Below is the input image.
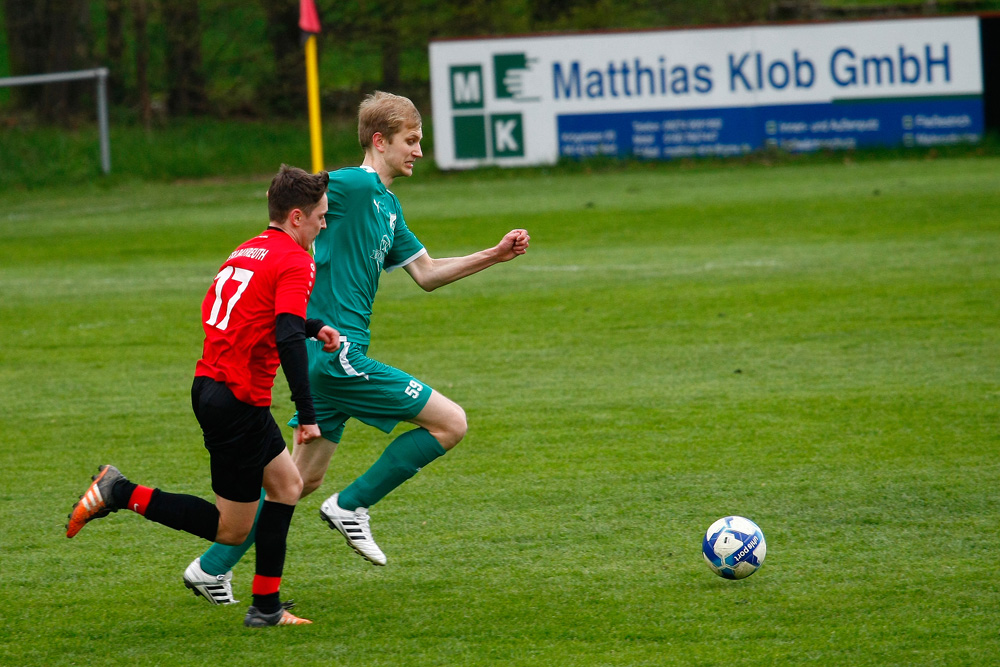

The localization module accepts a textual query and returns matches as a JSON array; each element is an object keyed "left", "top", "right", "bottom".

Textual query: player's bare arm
[{"left": 403, "top": 228, "right": 530, "bottom": 291}]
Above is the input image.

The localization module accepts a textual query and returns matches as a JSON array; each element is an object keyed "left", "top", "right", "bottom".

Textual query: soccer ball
[{"left": 702, "top": 516, "right": 766, "bottom": 580}]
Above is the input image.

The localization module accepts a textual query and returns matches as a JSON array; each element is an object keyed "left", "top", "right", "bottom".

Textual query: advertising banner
[{"left": 429, "top": 17, "right": 984, "bottom": 168}]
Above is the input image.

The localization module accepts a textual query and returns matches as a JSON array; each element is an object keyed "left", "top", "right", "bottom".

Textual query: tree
[
  {"left": 260, "top": 0, "right": 306, "bottom": 116},
  {"left": 105, "top": 0, "right": 127, "bottom": 105},
  {"left": 164, "top": 0, "right": 208, "bottom": 115},
  {"left": 378, "top": 0, "right": 402, "bottom": 90},
  {"left": 3, "top": 0, "right": 90, "bottom": 121},
  {"left": 133, "top": 0, "right": 151, "bottom": 127}
]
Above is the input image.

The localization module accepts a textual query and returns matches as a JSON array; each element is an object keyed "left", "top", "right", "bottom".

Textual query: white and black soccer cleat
[
  {"left": 319, "top": 493, "right": 386, "bottom": 566},
  {"left": 183, "top": 557, "right": 238, "bottom": 605}
]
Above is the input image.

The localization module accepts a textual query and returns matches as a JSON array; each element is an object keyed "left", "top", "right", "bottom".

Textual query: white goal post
[{"left": 0, "top": 67, "right": 111, "bottom": 174}]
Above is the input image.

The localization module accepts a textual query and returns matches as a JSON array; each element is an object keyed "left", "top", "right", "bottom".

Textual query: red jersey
[{"left": 195, "top": 228, "right": 316, "bottom": 406}]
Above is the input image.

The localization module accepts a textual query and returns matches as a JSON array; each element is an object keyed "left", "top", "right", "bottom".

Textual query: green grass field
[{"left": 1, "top": 156, "right": 998, "bottom": 665}]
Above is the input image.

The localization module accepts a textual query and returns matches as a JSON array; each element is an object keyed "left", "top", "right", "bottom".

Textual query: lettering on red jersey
[{"left": 195, "top": 231, "right": 316, "bottom": 406}]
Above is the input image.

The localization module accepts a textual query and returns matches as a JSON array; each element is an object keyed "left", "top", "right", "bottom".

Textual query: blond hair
[{"left": 358, "top": 91, "right": 421, "bottom": 149}]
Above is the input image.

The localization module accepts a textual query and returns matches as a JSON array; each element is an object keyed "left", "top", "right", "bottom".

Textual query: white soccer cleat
[
  {"left": 183, "top": 557, "right": 238, "bottom": 605},
  {"left": 319, "top": 493, "right": 386, "bottom": 566}
]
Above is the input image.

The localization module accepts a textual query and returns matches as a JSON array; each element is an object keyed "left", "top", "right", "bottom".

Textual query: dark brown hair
[{"left": 267, "top": 164, "right": 329, "bottom": 223}]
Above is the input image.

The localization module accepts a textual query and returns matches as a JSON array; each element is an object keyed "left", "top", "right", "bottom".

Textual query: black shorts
[{"left": 191, "top": 376, "right": 287, "bottom": 503}]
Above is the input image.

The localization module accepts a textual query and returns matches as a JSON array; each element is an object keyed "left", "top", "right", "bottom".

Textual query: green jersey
[{"left": 308, "top": 166, "right": 425, "bottom": 345}]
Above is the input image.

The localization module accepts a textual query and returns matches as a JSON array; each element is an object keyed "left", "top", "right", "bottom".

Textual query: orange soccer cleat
[
  {"left": 243, "top": 606, "right": 313, "bottom": 627},
  {"left": 66, "top": 465, "right": 124, "bottom": 538}
]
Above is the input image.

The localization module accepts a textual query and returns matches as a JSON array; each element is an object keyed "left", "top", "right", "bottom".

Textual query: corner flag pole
[
  {"left": 305, "top": 35, "right": 323, "bottom": 173},
  {"left": 300, "top": 0, "right": 323, "bottom": 173}
]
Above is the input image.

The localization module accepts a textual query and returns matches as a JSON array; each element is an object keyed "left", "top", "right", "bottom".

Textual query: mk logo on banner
[{"left": 449, "top": 55, "right": 534, "bottom": 160}]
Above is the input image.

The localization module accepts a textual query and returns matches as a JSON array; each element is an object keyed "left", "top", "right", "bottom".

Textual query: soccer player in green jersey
[{"left": 183, "top": 91, "right": 529, "bottom": 602}]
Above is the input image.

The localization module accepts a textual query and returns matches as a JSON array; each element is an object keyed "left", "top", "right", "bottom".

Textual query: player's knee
[
  {"left": 299, "top": 471, "right": 325, "bottom": 498},
  {"left": 215, "top": 523, "right": 251, "bottom": 546},
  {"left": 271, "top": 475, "right": 303, "bottom": 505},
  {"left": 455, "top": 405, "right": 468, "bottom": 441},
  {"left": 291, "top": 474, "right": 305, "bottom": 501},
  {"left": 443, "top": 405, "right": 468, "bottom": 450}
]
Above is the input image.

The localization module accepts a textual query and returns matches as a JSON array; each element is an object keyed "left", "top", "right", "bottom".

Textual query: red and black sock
[
  {"left": 112, "top": 479, "right": 218, "bottom": 542},
  {"left": 252, "top": 500, "right": 296, "bottom": 614}
]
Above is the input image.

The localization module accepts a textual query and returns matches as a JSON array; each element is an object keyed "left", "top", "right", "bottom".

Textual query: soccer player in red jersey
[{"left": 66, "top": 165, "right": 340, "bottom": 628}]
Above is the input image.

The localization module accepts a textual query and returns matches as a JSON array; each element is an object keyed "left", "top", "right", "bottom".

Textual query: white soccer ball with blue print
[{"left": 702, "top": 516, "right": 766, "bottom": 580}]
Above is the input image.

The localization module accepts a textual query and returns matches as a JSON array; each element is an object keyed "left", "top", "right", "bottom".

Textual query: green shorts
[{"left": 288, "top": 337, "right": 433, "bottom": 443}]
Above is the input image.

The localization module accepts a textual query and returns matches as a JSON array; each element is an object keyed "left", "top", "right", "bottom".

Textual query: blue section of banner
[{"left": 556, "top": 97, "right": 983, "bottom": 159}]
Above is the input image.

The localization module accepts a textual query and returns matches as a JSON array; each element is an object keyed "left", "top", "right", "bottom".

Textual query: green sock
[
  {"left": 338, "top": 429, "right": 446, "bottom": 511},
  {"left": 199, "top": 488, "right": 265, "bottom": 576}
]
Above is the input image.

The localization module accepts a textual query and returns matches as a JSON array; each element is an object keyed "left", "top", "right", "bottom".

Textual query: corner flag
[
  {"left": 299, "top": 0, "right": 321, "bottom": 34},
  {"left": 300, "top": 0, "right": 323, "bottom": 173}
]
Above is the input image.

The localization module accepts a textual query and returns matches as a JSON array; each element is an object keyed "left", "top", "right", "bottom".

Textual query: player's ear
[{"left": 372, "top": 132, "right": 386, "bottom": 153}]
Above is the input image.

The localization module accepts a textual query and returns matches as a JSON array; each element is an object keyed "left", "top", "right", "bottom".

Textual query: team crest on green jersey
[{"left": 371, "top": 234, "right": 391, "bottom": 267}]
